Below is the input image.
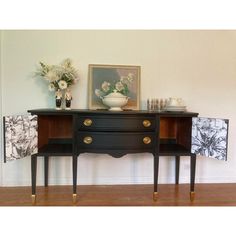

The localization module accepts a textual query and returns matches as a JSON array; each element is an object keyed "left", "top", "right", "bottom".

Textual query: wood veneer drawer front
[
  {"left": 77, "top": 132, "right": 156, "bottom": 149},
  {"left": 77, "top": 115, "right": 156, "bottom": 131}
]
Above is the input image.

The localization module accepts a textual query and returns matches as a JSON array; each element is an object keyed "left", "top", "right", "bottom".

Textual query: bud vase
[
  {"left": 65, "top": 89, "right": 72, "bottom": 110},
  {"left": 55, "top": 89, "right": 63, "bottom": 110},
  {"left": 65, "top": 99, "right": 71, "bottom": 110},
  {"left": 55, "top": 98, "right": 62, "bottom": 110}
]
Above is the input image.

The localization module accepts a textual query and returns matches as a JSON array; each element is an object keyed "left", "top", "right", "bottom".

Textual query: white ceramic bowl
[{"left": 101, "top": 91, "right": 129, "bottom": 111}]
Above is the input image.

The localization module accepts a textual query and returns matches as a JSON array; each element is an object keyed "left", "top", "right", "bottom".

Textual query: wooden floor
[{"left": 0, "top": 183, "right": 236, "bottom": 206}]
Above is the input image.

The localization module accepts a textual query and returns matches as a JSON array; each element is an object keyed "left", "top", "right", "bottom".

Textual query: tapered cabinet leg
[
  {"left": 44, "top": 156, "right": 49, "bottom": 187},
  {"left": 72, "top": 155, "right": 78, "bottom": 203},
  {"left": 153, "top": 154, "right": 159, "bottom": 201},
  {"left": 190, "top": 154, "right": 196, "bottom": 201},
  {"left": 31, "top": 154, "right": 37, "bottom": 204},
  {"left": 175, "top": 156, "right": 180, "bottom": 185}
]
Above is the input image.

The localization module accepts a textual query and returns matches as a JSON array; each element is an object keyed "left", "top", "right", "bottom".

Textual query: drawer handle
[
  {"left": 83, "top": 119, "right": 93, "bottom": 126},
  {"left": 83, "top": 136, "right": 93, "bottom": 144},
  {"left": 143, "top": 120, "right": 151, "bottom": 127},
  {"left": 143, "top": 136, "right": 151, "bottom": 144}
]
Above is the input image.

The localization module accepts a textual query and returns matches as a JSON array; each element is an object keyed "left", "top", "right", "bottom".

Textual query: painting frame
[{"left": 88, "top": 64, "right": 141, "bottom": 110}]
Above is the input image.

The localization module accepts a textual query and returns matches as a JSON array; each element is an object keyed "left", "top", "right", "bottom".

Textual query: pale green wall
[{"left": 1, "top": 30, "right": 236, "bottom": 186}]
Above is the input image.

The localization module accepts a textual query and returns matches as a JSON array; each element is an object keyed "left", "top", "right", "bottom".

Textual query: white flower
[
  {"left": 61, "top": 58, "right": 72, "bottom": 68},
  {"left": 120, "top": 76, "right": 129, "bottom": 85},
  {"left": 48, "top": 83, "right": 55, "bottom": 92},
  {"left": 58, "top": 80, "right": 68, "bottom": 90},
  {"left": 45, "top": 70, "right": 59, "bottom": 82},
  {"left": 127, "top": 73, "right": 134, "bottom": 82},
  {"left": 115, "top": 81, "right": 124, "bottom": 91},
  {"left": 101, "top": 81, "right": 111, "bottom": 92},
  {"left": 95, "top": 89, "right": 104, "bottom": 97},
  {"left": 55, "top": 89, "right": 62, "bottom": 99}
]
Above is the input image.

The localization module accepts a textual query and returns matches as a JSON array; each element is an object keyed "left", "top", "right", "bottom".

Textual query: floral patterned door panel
[
  {"left": 3, "top": 115, "right": 38, "bottom": 162},
  {"left": 191, "top": 117, "right": 229, "bottom": 161}
]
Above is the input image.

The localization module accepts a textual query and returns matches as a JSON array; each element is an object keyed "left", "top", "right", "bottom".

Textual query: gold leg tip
[
  {"left": 72, "top": 194, "right": 77, "bottom": 203},
  {"left": 190, "top": 191, "right": 195, "bottom": 201},
  {"left": 31, "top": 195, "right": 36, "bottom": 204},
  {"left": 153, "top": 192, "right": 158, "bottom": 201}
]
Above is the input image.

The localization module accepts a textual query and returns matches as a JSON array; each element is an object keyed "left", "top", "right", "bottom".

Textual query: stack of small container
[{"left": 147, "top": 98, "right": 168, "bottom": 111}]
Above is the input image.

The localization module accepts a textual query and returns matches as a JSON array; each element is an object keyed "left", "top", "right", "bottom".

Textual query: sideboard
[{"left": 27, "top": 109, "right": 199, "bottom": 204}]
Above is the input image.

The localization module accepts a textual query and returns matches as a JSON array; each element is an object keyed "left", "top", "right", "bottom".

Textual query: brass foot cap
[
  {"left": 31, "top": 194, "right": 36, "bottom": 204},
  {"left": 153, "top": 192, "right": 158, "bottom": 201},
  {"left": 72, "top": 194, "right": 77, "bottom": 203},
  {"left": 190, "top": 191, "right": 195, "bottom": 201}
]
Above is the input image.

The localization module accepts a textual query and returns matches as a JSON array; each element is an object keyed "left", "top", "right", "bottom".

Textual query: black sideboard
[{"left": 28, "top": 109, "right": 199, "bottom": 203}]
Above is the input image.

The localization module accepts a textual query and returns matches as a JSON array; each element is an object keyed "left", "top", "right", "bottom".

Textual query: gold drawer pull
[
  {"left": 143, "top": 120, "right": 151, "bottom": 127},
  {"left": 83, "top": 119, "right": 93, "bottom": 126},
  {"left": 143, "top": 137, "right": 151, "bottom": 144},
  {"left": 83, "top": 136, "right": 93, "bottom": 144}
]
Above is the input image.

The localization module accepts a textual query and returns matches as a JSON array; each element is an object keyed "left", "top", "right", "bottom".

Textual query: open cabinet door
[
  {"left": 3, "top": 115, "right": 38, "bottom": 162},
  {"left": 191, "top": 117, "right": 229, "bottom": 161}
]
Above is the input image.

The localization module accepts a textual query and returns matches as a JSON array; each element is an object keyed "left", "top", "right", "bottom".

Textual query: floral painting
[
  {"left": 191, "top": 117, "right": 229, "bottom": 161},
  {"left": 3, "top": 115, "right": 38, "bottom": 162},
  {"left": 88, "top": 64, "right": 140, "bottom": 110}
]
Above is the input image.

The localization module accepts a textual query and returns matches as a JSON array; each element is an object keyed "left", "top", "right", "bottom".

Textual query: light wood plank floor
[{"left": 0, "top": 183, "right": 236, "bottom": 206}]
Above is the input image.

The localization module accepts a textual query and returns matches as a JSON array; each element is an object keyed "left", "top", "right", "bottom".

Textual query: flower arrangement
[
  {"left": 95, "top": 73, "right": 134, "bottom": 98},
  {"left": 36, "top": 58, "right": 79, "bottom": 92}
]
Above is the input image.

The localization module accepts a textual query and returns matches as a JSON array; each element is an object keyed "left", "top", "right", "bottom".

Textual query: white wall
[
  {"left": 0, "top": 31, "right": 2, "bottom": 186},
  {"left": 1, "top": 30, "right": 236, "bottom": 186}
]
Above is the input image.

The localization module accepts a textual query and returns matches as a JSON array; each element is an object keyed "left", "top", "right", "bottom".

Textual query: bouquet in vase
[{"left": 35, "top": 58, "right": 79, "bottom": 109}]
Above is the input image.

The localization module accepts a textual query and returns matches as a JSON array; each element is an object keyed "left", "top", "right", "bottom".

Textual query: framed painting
[{"left": 88, "top": 64, "right": 141, "bottom": 110}]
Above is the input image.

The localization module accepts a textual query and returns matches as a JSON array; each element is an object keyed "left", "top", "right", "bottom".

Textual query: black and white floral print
[
  {"left": 4, "top": 115, "right": 38, "bottom": 162},
  {"left": 191, "top": 117, "right": 229, "bottom": 161}
]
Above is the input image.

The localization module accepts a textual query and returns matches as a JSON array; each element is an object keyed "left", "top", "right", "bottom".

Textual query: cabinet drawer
[
  {"left": 77, "top": 132, "right": 156, "bottom": 150},
  {"left": 77, "top": 115, "right": 156, "bottom": 131}
]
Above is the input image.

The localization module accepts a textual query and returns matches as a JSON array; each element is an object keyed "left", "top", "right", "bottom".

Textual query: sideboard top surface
[{"left": 28, "top": 109, "right": 199, "bottom": 117}]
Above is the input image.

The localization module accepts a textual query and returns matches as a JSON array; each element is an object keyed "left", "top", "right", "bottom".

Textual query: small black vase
[
  {"left": 55, "top": 98, "right": 62, "bottom": 110},
  {"left": 65, "top": 99, "right": 71, "bottom": 110}
]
